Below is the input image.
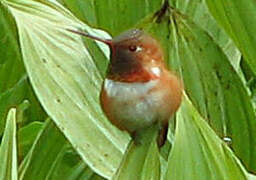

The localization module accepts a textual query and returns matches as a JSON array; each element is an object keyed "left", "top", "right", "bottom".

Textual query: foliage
[{"left": 0, "top": 0, "right": 256, "bottom": 179}]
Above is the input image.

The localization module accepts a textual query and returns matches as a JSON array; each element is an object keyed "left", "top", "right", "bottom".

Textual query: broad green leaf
[
  {"left": 144, "top": 8, "right": 256, "bottom": 171},
  {"left": 0, "top": 2, "right": 29, "bottom": 135},
  {"left": 18, "top": 121, "right": 43, "bottom": 159},
  {"left": 0, "top": 2, "right": 47, "bottom": 135},
  {"left": 3, "top": 0, "right": 129, "bottom": 178},
  {"left": 0, "top": 108, "right": 17, "bottom": 180},
  {"left": 165, "top": 96, "right": 247, "bottom": 180},
  {"left": 205, "top": 0, "right": 256, "bottom": 75},
  {"left": 170, "top": 0, "right": 241, "bottom": 72},
  {"left": 61, "top": 0, "right": 162, "bottom": 36},
  {"left": 113, "top": 126, "right": 160, "bottom": 180}
]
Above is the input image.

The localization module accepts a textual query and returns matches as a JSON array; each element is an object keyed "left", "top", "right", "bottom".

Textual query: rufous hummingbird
[{"left": 67, "top": 28, "right": 183, "bottom": 146}]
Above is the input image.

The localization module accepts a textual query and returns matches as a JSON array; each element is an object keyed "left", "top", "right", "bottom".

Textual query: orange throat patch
[{"left": 106, "top": 69, "right": 158, "bottom": 83}]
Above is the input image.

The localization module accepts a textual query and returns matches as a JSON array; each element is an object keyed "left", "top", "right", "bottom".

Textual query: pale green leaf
[
  {"left": 0, "top": 108, "right": 18, "bottom": 180},
  {"left": 248, "top": 174, "right": 256, "bottom": 180},
  {"left": 0, "top": 3, "right": 47, "bottom": 134},
  {"left": 2, "top": 0, "right": 129, "bottom": 178},
  {"left": 113, "top": 126, "right": 160, "bottom": 180},
  {"left": 165, "top": 95, "right": 247, "bottom": 180}
]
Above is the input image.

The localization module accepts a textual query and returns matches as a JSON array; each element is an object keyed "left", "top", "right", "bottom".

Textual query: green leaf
[
  {"left": 0, "top": 1, "right": 25, "bottom": 93},
  {"left": 61, "top": 0, "right": 162, "bottom": 36},
  {"left": 0, "top": 108, "right": 18, "bottom": 180},
  {"left": 113, "top": 126, "right": 160, "bottom": 180},
  {"left": 165, "top": 96, "right": 247, "bottom": 180},
  {"left": 144, "top": 7, "right": 256, "bottom": 171},
  {"left": 0, "top": 76, "right": 27, "bottom": 134},
  {"left": 18, "top": 121, "right": 43, "bottom": 159},
  {"left": 46, "top": 145, "right": 103, "bottom": 180},
  {"left": 0, "top": 75, "right": 46, "bottom": 136},
  {"left": 19, "top": 119, "right": 67, "bottom": 180},
  {"left": 249, "top": 174, "right": 256, "bottom": 180},
  {"left": 19, "top": 119, "right": 102, "bottom": 180},
  {"left": 0, "top": 2, "right": 47, "bottom": 135},
  {"left": 205, "top": 0, "right": 256, "bottom": 75},
  {"left": 3, "top": 0, "right": 129, "bottom": 178},
  {"left": 170, "top": 0, "right": 241, "bottom": 72}
]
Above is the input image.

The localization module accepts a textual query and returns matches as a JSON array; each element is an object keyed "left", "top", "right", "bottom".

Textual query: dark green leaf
[
  {"left": 0, "top": 2, "right": 25, "bottom": 93},
  {"left": 0, "top": 76, "right": 46, "bottom": 136},
  {"left": 170, "top": 0, "right": 241, "bottom": 72},
  {"left": 47, "top": 145, "right": 103, "bottom": 180},
  {"left": 205, "top": 0, "right": 256, "bottom": 76},
  {"left": 18, "top": 121, "right": 43, "bottom": 160},
  {"left": 19, "top": 120, "right": 67, "bottom": 180},
  {"left": 61, "top": 0, "right": 162, "bottom": 36}
]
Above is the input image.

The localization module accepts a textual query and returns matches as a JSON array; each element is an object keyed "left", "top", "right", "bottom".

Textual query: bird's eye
[{"left": 128, "top": 45, "right": 137, "bottom": 52}]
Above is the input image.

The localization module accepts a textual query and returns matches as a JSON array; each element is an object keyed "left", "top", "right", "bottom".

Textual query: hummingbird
[{"left": 67, "top": 28, "right": 183, "bottom": 146}]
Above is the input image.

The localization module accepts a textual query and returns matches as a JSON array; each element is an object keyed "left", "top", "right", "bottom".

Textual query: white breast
[
  {"left": 104, "top": 78, "right": 158, "bottom": 100},
  {"left": 103, "top": 79, "right": 168, "bottom": 132}
]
